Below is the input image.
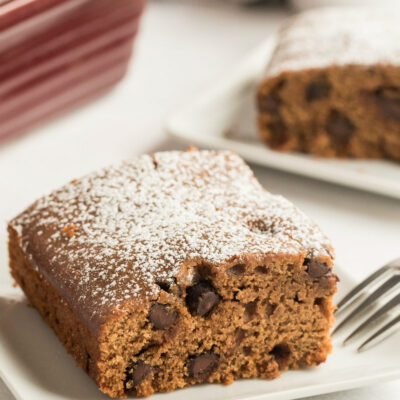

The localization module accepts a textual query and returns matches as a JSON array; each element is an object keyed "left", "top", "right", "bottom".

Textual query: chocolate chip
[
  {"left": 267, "top": 120, "right": 289, "bottom": 148},
  {"left": 255, "top": 265, "right": 268, "bottom": 274},
  {"left": 374, "top": 87, "right": 400, "bottom": 121},
  {"left": 124, "top": 361, "right": 151, "bottom": 390},
  {"left": 188, "top": 352, "right": 219, "bottom": 381},
  {"left": 305, "top": 79, "right": 331, "bottom": 102},
  {"left": 227, "top": 264, "right": 245, "bottom": 276},
  {"left": 318, "top": 273, "right": 339, "bottom": 290},
  {"left": 258, "top": 81, "right": 285, "bottom": 114},
  {"left": 235, "top": 328, "right": 246, "bottom": 345},
  {"left": 304, "top": 258, "right": 330, "bottom": 279},
  {"left": 325, "top": 110, "right": 354, "bottom": 146},
  {"left": 243, "top": 301, "right": 257, "bottom": 323},
  {"left": 186, "top": 281, "right": 220, "bottom": 317},
  {"left": 258, "top": 94, "right": 281, "bottom": 114},
  {"left": 194, "top": 264, "right": 212, "bottom": 279},
  {"left": 149, "top": 304, "right": 178, "bottom": 329}
]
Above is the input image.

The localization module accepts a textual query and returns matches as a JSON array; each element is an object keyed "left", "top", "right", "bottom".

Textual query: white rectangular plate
[
  {"left": 167, "top": 37, "right": 400, "bottom": 200},
  {"left": 0, "top": 262, "right": 399, "bottom": 400}
]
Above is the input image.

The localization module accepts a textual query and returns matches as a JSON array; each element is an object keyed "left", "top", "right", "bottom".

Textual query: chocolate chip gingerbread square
[
  {"left": 8, "top": 149, "right": 337, "bottom": 398},
  {"left": 257, "top": 8, "right": 400, "bottom": 160}
]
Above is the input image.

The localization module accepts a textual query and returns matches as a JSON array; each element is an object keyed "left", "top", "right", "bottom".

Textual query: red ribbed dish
[{"left": 0, "top": 0, "right": 145, "bottom": 142}]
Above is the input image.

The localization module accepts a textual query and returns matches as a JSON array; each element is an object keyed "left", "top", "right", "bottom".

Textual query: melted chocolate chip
[
  {"left": 259, "top": 94, "right": 281, "bottom": 114},
  {"left": 304, "top": 258, "right": 331, "bottom": 279},
  {"left": 325, "top": 110, "right": 354, "bottom": 146},
  {"left": 243, "top": 301, "right": 257, "bottom": 323},
  {"left": 267, "top": 120, "right": 289, "bottom": 148},
  {"left": 235, "top": 328, "right": 246, "bottom": 345},
  {"left": 149, "top": 304, "right": 178, "bottom": 329},
  {"left": 374, "top": 87, "right": 400, "bottom": 121},
  {"left": 124, "top": 360, "right": 151, "bottom": 390},
  {"left": 259, "top": 80, "right": 285, "bottom": 114},
  {"left": 255, "top": 265, "right": 268, "bottom": 274},
  {"left": 186, "top": 281, "right": 220, "bottom": 317},
  {"left": 318, "top": 273, "right": 340, "bottom": 290},
  {"left": 305, "top": 79, "right": 331, "bottom": 102},
  {"left": 227, "top": 264, "right": 245, "bottom": 276},
  {"left": 188, "top": 351, "right": 219, "bottom": 381}
]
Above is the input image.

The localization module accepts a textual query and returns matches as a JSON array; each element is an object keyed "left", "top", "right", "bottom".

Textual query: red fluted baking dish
[{"left": 0, "top": 0, "right": 145, "bottom": 142}]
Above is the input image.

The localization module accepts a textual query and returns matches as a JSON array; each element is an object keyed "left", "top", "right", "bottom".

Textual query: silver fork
[{"left": 332, "top": 258, "right": 400, "bottom": 352}]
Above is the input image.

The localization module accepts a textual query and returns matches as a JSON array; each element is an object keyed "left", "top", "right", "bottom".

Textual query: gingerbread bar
[
  {"left": 8, "top": 150, "right": 337, "bottom": 398},
  {"left": 257, "top": 8, "right": 400, "bottom": 160}
]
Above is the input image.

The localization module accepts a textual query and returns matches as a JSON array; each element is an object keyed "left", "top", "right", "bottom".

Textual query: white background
[{"left": 0, "top": 0, "right": 399, "bottom": 398}]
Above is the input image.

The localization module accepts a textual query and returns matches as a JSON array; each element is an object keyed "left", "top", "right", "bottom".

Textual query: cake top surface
[
  {"left": 11, "top": 150, "right": 332, "bottom": 333},
  {"left": 266, "top": 7, "right": 400, "bottom": 77}
]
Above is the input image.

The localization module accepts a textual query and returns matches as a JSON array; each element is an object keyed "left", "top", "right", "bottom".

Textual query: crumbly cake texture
[
  {"left": 9, "top": 150, "right": 338, "bottom": 398},
  {"left": 257, "top": 8, "right": 400, "bottom": 160}
]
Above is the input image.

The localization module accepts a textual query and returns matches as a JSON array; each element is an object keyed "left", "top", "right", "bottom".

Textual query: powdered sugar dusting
[
  {"left": 11, "top": 150, "right": 332, "bottom": 332},
  {"left": 266, "top": 7, "right": 400, "bottom": 78}
]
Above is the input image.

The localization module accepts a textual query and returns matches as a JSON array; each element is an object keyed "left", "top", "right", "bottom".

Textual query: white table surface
[{"left": 0, "top": 0, "right": 399, "bottom": 398}]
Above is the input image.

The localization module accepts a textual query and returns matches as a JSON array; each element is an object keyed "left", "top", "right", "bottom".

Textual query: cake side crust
[{"left": 7, "top": 225, "right": 114, "bottom": 396}]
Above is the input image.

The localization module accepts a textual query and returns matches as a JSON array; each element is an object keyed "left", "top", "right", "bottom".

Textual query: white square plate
[
  {"left": 167, "top": 37, "right": 400, "bottom": 200},
  {"left": 0, "top": 260, "right": 399, "bottom": 400}
]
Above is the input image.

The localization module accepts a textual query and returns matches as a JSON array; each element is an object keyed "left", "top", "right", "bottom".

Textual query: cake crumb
[{"left": 62, "top": 224, "right": 77, "bottom": 238}]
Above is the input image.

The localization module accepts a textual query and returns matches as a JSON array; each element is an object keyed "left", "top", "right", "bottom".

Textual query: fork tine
[
  {"left": 335, "top": 265, "right": 391, "bottom": 315},
  {"left": 357, "top": 314, "right": 400, "bottom": 352},
  {"left": 343, "top": 293, "right": 400, "bottom": 344},
  {"left": 332, "top": 275, "right": 400, "bottom": 335}
]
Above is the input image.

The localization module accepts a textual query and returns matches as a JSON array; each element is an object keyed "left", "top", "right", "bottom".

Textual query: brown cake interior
[
  {"left": 9, "top": 225, "right": 336, "bottom": 398},
  {"left": 257, "top": 65, "right": 400, "bottom": 160}
]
